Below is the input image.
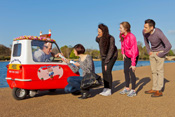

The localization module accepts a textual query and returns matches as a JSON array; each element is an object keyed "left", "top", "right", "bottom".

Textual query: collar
[
  {"left": 122, "top": 32, "right": 130, "bottom": 38},
  {"left": 151, "top": 29, "right": 155, "bottom": 34}
]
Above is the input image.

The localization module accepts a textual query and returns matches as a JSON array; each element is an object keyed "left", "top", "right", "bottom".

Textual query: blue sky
[{"left": 0, "top": 0, "right": 175, "bottom": 50}]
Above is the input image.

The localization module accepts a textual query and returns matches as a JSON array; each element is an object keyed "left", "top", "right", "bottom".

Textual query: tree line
[
  {"left": 0, "top": 44, "right": 11, "bottom": 60},
  {"left": 0, "top": 42, "right": 174, "bottom": 61},
  {"left": 60, "top": 41, "right": 175, "bottom": 60}
]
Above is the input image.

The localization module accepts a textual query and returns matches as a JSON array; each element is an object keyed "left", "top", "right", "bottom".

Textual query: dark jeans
[
  {"left": 124, "top": 56, "right": 139, "bottom": 90},
  {"left": 102, "top": 56, "right": 117, "bottom": 89},
  {"left": 64, "top": 76, "right": 83, "bottom": 93}
]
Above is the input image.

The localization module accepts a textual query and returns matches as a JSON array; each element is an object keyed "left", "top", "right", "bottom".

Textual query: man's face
[
  {"left": 144, "top": 23, "right": 154, "bottom": 34},
  {"left": 43, "top": 42, "right": 52, "bottom": 55}
]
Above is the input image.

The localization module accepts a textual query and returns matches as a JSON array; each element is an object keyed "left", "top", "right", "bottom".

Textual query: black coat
[{"left": 96, "top": 35, "right": 118, "bottom": 65}]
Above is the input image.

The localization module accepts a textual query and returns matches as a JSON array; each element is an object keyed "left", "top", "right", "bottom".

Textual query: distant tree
[
  {"left": 0, "top": 44, "right": 11, "bottom": 56},
  {"left": 0, "top": 44, "right": 11, "bottom": 60},
  {"left": 167, "top": 50, "right": 174, "bottom": 56},
  {"left": 60, "top": 45, "right": 73, "bottom": 58},
  {"left": 142, "top": 46, "right": 149, "bottom": 60},
  {"left": 85, "top": 49, "right": 100, "bottom": 59},
  {"left": 69, "top": 50, "right": 79, "bottom": 59},
  {"left": 91, "top": 50, "right": 100, "bottom": 59},
  {"left": 85, "top": 49, "right": 92, "bottom": 56},
  {"left": 137, "top": 41, "right": 149, "bottom": 60},
  {"left": 117, "top": 49, "right": 123, "bottom": 60},
  {"left": 172, "top": 49, "right": 175, "bottom": 55},
  {"left": 137, "top": 41, "right": 143, "bottom": 48}
]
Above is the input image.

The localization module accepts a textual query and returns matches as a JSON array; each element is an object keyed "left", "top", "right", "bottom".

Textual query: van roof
[{"left": 13, "top": 36, "right": 55, "bottom": 42}]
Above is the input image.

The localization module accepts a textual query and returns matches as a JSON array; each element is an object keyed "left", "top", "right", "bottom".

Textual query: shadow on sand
[
  {"left": 111, "top": 77, "right": 151, "bottom": 94},
  {"left": 27, "top": 77, "right": 169, "bottom": 99},
  {"left": 135, "top": 77, "right": 151, "bottom": 93},
  {"left": 135, "top": 77, "right": 169, "bottom": 93},
  {"left": 162, "top": 78, "right": 169, "bottom": 92},
  {"left": 24, "top": 89, "right": 67, "bottom": 100},
  {"left": 90, "top": 77, "right": 151, "bottom": 97}
]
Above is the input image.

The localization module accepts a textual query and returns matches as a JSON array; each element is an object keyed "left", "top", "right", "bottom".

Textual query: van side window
[{"left": 13, "top": 44, "right": 22, "bottom": 57}]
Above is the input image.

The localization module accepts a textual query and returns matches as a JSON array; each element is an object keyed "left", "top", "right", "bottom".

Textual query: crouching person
[{"left": 63, "top": 44, "right": 95, "bottom": 99}]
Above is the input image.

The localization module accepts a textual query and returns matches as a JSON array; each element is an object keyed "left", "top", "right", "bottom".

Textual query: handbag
[{"left": 80, "top": 71, "right": 102, "bottom": 90}]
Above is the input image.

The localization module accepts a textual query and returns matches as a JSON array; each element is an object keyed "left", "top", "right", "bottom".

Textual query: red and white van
[{"left": 6, "top": 34, "right": 79, "bottom": 100}]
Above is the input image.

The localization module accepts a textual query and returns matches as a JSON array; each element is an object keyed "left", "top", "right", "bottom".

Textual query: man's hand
[
  {"left": 149, "top": 52, "right": 153, "bottom": 56},
  {"left": 54, "top": 53, "right": 60, "bottom": 58},
  {"left": 156, "top": 51, "right": 163, "bottom": 56}
]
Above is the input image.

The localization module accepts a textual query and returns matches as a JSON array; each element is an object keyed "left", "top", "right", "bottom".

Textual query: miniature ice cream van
[{"left": 6, "top": 31, "right": 79, "bottom": 100}]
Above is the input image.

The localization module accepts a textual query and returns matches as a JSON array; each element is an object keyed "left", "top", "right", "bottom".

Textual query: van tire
[{"left": 12, "top": 88, "right": 28, "bottom": 100}]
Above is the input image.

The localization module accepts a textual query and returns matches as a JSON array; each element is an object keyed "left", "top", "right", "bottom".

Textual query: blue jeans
[{"left": 64, "top": 76, "right": 83, "bottom": 93}]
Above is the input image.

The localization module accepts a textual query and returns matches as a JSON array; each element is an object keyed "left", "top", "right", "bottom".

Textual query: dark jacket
[{"left": 96, "top": 35, "right": 118, "bottom": 65}]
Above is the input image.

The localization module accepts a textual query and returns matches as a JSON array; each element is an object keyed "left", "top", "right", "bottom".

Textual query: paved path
[{"left": 0, "top": 63, "right": 175, "bottom": 117}]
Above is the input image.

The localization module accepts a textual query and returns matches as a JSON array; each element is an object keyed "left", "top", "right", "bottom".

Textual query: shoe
[
  {"left": 99, "top": 88, "right": 108, "bottom": 95},
  {"left": 127, "top": 90, "right": 136, "bottom": 97},
  {"left": 120, "top": 88, "right": 130, "bottom": 95},
  {"left": 78, "top": 92, "right": 91, "bottom": 99},
  {"left": 151, "top": 91, "right": 163, "bottom": 97},
  {"left": 99, "top": 89, "right": 111, "bottom": 96},
  {"left": 145, "top": 89, "right": 156, "bottom": 94},
  {"left": 71, "top": 90, "right": 81, "bottom": 95}
]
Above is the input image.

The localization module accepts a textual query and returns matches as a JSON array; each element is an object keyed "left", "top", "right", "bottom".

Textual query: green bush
[{"left": 0, "top": 56, "right": 10, "bottom": 60}]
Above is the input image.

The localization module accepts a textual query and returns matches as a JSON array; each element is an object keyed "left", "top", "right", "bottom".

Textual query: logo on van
[
  {"left": 11, "top": 59, "right": 21, "bottom": 64},
  {"left": 37, "top": 65, "right": 63, "bottom": 80}
]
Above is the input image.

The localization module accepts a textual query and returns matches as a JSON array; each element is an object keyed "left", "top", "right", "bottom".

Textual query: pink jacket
[{"left": 120, "top": 32, "right": 139, "bottom": 66}]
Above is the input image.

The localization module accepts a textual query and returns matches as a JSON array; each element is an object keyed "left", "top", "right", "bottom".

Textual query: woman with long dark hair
[
  {"left": 119, "top": 22, "right": 139, "bottom": 97},
  {"left": 96, "top": 23, "right": 118, "bottom": 96}
]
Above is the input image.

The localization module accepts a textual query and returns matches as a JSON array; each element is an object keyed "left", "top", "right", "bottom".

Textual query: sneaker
[
  {"left": 127, "top": 90, "right": 136, "bottom": 97},
  {"left": 120, "top": 88, "right": 130, "bottom": 95},
  {"left": 99, "top": 89, "right": 111, "bottom": 96},
  {"left": 99, "top": 88, "right": 108, "bottom": 95}
]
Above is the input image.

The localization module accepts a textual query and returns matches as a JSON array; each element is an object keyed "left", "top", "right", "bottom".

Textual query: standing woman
[
  {"left": 119, "top": 22, "right": 139, "bottom": 97},
  {"left": 96, "top": 23, "right": 118, "bottom": 96}
]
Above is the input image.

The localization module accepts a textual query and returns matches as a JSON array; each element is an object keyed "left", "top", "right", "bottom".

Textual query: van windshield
[{"left": 31, "top": 40, "right": 61, "bottom": 62}]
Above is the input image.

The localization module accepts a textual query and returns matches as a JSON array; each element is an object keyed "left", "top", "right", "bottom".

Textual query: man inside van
[
  {"left": 143, "top": 19, "right": 172, "bottom": 97},
  {"left": 33, "top": 42, "right": 59, "bottom": 62}
]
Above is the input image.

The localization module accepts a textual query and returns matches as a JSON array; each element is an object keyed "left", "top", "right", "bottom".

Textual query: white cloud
[{"left": 168, "top": 30, "right": 175, "bottom": 34}]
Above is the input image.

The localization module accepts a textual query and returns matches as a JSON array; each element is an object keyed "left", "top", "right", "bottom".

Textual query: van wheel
[
  {"left": 12, "top": 88, "right": 28, "bottom": 100},
  {"left": 49, "top": 89, "right": 56, "bottom": 92}
]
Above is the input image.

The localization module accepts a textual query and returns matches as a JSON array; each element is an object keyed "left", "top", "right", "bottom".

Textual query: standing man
[{"left": 143, "top": 19, "right": 172, "bottom": 97}]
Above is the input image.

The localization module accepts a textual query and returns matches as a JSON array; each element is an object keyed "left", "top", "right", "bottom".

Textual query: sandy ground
[{"left": 0, "top": 63, "right": 175, "bottom": 117}]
